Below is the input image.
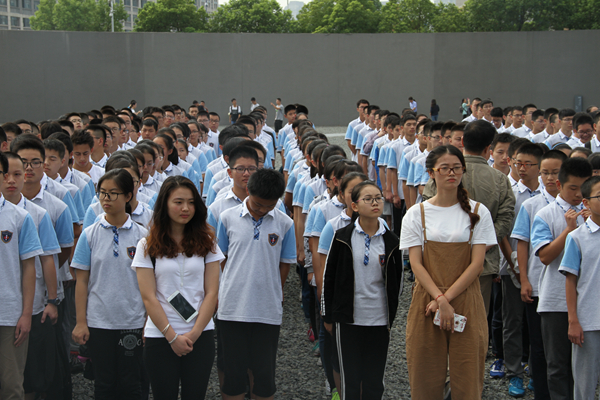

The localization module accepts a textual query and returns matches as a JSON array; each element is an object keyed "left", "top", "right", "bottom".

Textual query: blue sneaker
[
  {"left": 527, "top": 379, "right": 534, "bottom": 391},
  {"left": 490, "top": 359, "right": 506, "bottom": 378},
  {"left": 509, "top": 377, "right": 525, "bottom": 397}
]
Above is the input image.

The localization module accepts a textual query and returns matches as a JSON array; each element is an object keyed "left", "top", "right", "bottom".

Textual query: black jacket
[{"left": 322, "top": 223, "right": 403, "bottom": 329}]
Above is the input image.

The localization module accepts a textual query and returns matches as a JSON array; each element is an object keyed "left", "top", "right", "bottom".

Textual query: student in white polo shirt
[
  {"left": 560, "top": 176, "right": 600, "bottom": 400},
  {"left": 71, "top": 130, "right": 105, "bottom": 187},
  {"left": 544, "top": 108, "right": 576, "bottom": 149},
  {"left": 133, "top": 176, "right": 222, "bottom": 399},
  {"left": 0, "top": 151, "right": 43, "bottom": 400},
  {"left": 207, "top": 112, "right": 221, "bottom": 156},
  {"left": 566, "top": 113, "right": 595, "bottom": 150},
  {"left": 72, "top": 169, "right": 148, "bottom": 399},
  {"left": 1, "top": 152, "right": 62, "bottom": 397},
  {"left": 216, "top": 169, "right": 296, "bottom": 400}
]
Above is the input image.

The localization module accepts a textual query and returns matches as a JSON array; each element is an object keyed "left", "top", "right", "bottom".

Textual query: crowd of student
[{"left": 0, "top": 96, "right": 599, "bottom": 400}]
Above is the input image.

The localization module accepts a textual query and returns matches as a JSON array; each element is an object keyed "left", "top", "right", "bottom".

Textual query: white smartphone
[
  {"left": 167, "top": 291, "right": 198, "bottom": 323},
  {"left": 433, "top": 310, "right": 467, "bottom": 333}
]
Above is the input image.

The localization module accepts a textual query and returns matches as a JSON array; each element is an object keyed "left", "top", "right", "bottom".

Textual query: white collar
[
  {"left": 164, "top": 162, "right": 174, "bottom": 173},
  {"left": 40, "top": 173, "right": 49, "bottom": 189},
  {"left": 131, "top": 201, "right": 147, "bottom": 216},
  {"left": 585, "top": 218, "right": 600, "bottom": 233},
  {"left": 144, "top": 173, "right": 155, "bottom": 186},
  {"left": 16, "top": 194, "right": 26, "bottom": 208},
  {"left": 556, "top": 194, "right": 583, "bottom": 213},
  {"left": 559, "top": 130, "right": 571, "bottom": 140},
  {"left": 354, "top": 218, "right": 386, "bottom": 237},
  {"left": 340, "top": 211, "right": 352, "bottom": 221},
  {"left": 331, "top": 196, "right": 344, "bottom": 208},
  {"left": 99, "top": 214, "right": 133, "bottom": 230},
  {"left": 64, "top": 168, "right": 74, "bottom": 184},
  {"left": 517, "top": 180, "right": 541, "bottom": 195},
  {"left": 225, "top": 188, "right": 243, "bottom": 203},
  {"left": 240, "top": 197, "right": 275, "bottom": 220}
]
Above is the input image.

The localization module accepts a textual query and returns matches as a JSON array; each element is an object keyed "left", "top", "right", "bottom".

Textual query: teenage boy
[
  {"left": 401, "top": 118, "right": 429, "bottom": 208},
  {"left": 566, "top": 113, "right": 595, "bottom": 149},
  {"left": 0, "top": 152, "right": 44, "bottom": 400},
  {"left": 506, "top": 138, "right": 530, "bottom": 187},
  {"left": 71, "top": 130, "right": 105, "bottom": 186},
  {"left": 532, "top": 111, "right": 559, "bottom": 144},
  {"left": 462, "top": 98, "right": 481, "bottom": 123},
  {"left": 216, "top": 169, "right": 296, "bottom": 400},
  {"left": 480, "top": 99, "right": 494, "bottom": 124},
  {"left": 277, "top": 105, "right": 297, "bottom": 165},
  {"left": 448, "top": 123, "right": 465, "bottom": 152},
  {"left": 512, "top": 104, "right": 537, "bottom": 139},
  {"left": 2, "top": 152, "right": 62, "bottom": 399},
  {"left": 386, "top": 114, "right": 416, "bottom": 214},
  {"left": 356, "top": 105, "right": 379, "bottom": 173},
  {"left": 499, "top": 143, "right": 543, "bottom": 396},
  {"left": 208, "top": 112, "right": 221, "bottom": 156},
  {"left": 531, "top": 157, "right": 593, "bottom": 400},
  {"left": 490, "top": 133, "right": 515, "bottom": 175},
  {"left": 413, "top": 121, "right": 443, "bottom": 196},
  {"left": 139, "top": 118, "right": 158, "bottom": 141},
  {"left": 560, "top": 175, "right": 600, "bottom": 400},
  {"left": 511, "top": 150, "right": 567, "bottom": 400},
  {"left": 491, "top": 107, "right": 508, "bottom": 132},
  {"left": 85, "top": 125, "right": 108, "bottom": 168},
  {"left": 544, "top": 108, "right": 576, "bottom": 149},
  {"left": 345, "top": 100, "right": 369, "bottom": 161}
]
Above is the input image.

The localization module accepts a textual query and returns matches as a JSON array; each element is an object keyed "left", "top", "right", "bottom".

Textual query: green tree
[
  {"left": 431, "top": 3, "right": 468, "bottom": 32},
  {"left": 295, "top": 0, "right": 334, "bottom": 33},
  {"left": 135, "top": 0, "right": 208, "bottom": 32},
  {"left": 379, "top": 0, "right": 436, "bottom": 33},
  {"left": 319, "top": 0, "right": 380, "bottom": 33},
  {"left": 463, "top": 0, "right": 548, "bottom": 32},
  {"left": 30, "top": 0, "right": 127, "bottom": 31},
  {"left": 208, "top": 0, "right": 294, "bottom": 33}
]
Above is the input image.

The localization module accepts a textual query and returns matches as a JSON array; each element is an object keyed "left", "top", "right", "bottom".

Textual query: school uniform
[
  {"left": 511, "top": 188, "right": 555, "bottom": 399},
  {"left": 531, "top": 130, "right": 550, "bottom": 144},
  {"left": 84, "top": 164, "right": 105, "bottom": 187},
  {"left": 202, "top": 157, "right": 228, "bottom": 199},
  {"left": 544, "top": 130, "right": 572, "bottom": 149},
  {"left": 71, "top": 215, "right": 148, "bottom": 399},
  {"left": 559, "top": 219, "right": 600, "bottom": 400},
  {"left": 83, "top": 200, "right": 153, "bottom": 229},
  {"left": 132, "top": 237, "right": 224, "bottom": 398},
  {"left": 285, "top": 161, "right": 308, "bottom": 196},
  {"left": 591, "top": 135, "right": 600, "bottom": 153},
  {"left": 511, "top": 126, "right": 532, "bottom": 139},
  {"left": 206, "top": 130, "right": 220, "bottom": 156},
  {"left": 302, "top": 176, "right": 327, "bottom": 215},
  {"left": 206, "top": 175, "right": 231, "bottom": 206},
  {"left": 55, "top": 170, "right": 93, "bottom": 216},
  {"left": 566, "top": 135, "right": 584, "bottom": 149},
  {"left": 0, "top": 196, "right": 44, "bottom": 399},
  {"left": 142, "top": 173, "right": 162, "bottom": 195},
  {"left": 16, "top": 196, "right": 62, "bottom": 394},
  {"left": 323, "top": 219, "right": 402, "bottom": 400},
  {"left": 216, "top": 199, "right": 296, "bottom": 398},
  {"left": 531, "top": 195, "right": 584, "bottom": 400},
  {"left": 41, "top": 173, "right": 82, "bottom": 225},
  {"left": 91, "top": 154, "right": 108, "bottom": 169},
  {"left": 345, "top": 117, "right": 361, "bottom": 144}
]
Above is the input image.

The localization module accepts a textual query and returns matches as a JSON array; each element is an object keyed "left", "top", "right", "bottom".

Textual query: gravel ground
[{"left": 71, "top": 129, "right": 535, "bottom": 399}]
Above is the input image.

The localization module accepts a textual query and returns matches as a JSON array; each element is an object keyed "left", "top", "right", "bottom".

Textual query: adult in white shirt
[
  {"left": 250, "top": 97, "right": 259, "bottom": 112},
  {"left": 409, "top": 96, "right": 418, "bottom": 112},
  {"left": 462, "top": 98, "right": 481, "bottom": 123}
]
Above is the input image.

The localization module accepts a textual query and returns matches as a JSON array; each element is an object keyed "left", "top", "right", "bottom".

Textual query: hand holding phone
[
  {"left": 168, "top": 291, "right": 198, "bottom": 323},
  {"left": 433, "top": 310, "right": 467, "bottom": 333}
]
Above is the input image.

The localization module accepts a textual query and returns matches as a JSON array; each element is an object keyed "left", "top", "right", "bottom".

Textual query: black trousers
[
  {"left": 144, "top": 330, "right": 215, "bottom": 400},
  {"left": 334, "top": 323, "right": 389, "bottom": 400},
  {"left": 526, "top": 298, "right": 550, "bottom": 399},
  {"left": 274, "top": 120, "right": 283, "bottom": 133},
  {"left": 392, "top": 200, "right": 405, "bottom": 236},
  {"left": 87, "top": 327, "right": 144, "bottom": 400},
  {"left": 540, "top": 312, "right": 573, "bottom": 400}
]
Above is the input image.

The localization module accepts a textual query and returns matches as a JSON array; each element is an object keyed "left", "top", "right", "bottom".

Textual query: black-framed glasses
[
  {"left": 359, "top": 196, "right": 384, "bottom": 205},
  {"left": 232, "top": 166, "right": 258, "bottom": 174},
  {"left": 585, "top": 195, "right": 600, "bottom": 201},
  {"left": 431, "top": 166, "right": 465, "bottom": 175},
  {"left": 22, "top": 160, "right": 43, "bottom": 169},
  {"left": 97, "top": 191, "right": 125, "bottom": 201}
]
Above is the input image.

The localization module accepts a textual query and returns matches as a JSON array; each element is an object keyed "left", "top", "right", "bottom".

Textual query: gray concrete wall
[{"left": 1, "top": 30, "right": 598, "bottom": 126}]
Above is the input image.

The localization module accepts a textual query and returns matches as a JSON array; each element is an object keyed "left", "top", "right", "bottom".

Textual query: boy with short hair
[
  {"left": 531, "top": 157, "right": 593, "bottom": 400},
  {"left": 0, "top": 152, "right": 44, "bottom": 400},
  {"left": 566, "top": 113, "right": 595, "bottom": 149},
  {"left": 71, "top": 130, "right": 105, "bottom": 186},
  {"left": 544, "top": 108, "right": 576, "bottom": 149},
  {"left": 86, "top": 125, "right": 109, "bottom": 168},
  {"left": 216, "top": 169, "right": 296, "bottom": 400},
  {"left": 490, "top": 133, "right": 515, "bottom": 174},
  {"left": 560, "top": 175, "right": 600, "bottom": 400}
]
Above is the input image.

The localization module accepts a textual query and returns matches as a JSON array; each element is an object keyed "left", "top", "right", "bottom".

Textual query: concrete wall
[{"left": 1, "top": 30, "right": 599, "bottom": 126}]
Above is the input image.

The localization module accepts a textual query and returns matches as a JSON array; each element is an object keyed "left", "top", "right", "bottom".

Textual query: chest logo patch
[
  {"left": 268, "top": 233, "right": 279, "bottom": 246},
  {"left": 1, "top": 230, "right": 13, "bottom": 244},
  {"left": 379, "top": 254, "right": 385, "bottom": 266},
  {"left": 127, "top": 246, "right": 136, "bottom": 260},
  {"left": 209, "top": 142, "right": 214, "bottom": 147}
]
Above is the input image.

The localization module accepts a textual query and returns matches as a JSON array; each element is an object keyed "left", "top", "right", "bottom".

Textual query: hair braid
[{"left": 457, "top": 184, "right": 480, "bottom": 229}]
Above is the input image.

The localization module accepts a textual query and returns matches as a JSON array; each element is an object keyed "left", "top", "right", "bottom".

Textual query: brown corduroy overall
[{"left": 406, "top": 203, "right": 488, "bottom": 400}]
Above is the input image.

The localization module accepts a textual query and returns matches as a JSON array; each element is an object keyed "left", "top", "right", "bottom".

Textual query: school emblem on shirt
[
  {"left": 127, "top": 246, "right": 136, "bottom": 260},
  {"left": 268, "top": 233, "right": 279, "bottom": 246},
  {"left": 209, "top": 142, "right": 214, "bottom": 147},
  {"left": 379, "top": 254, "right": 385, "bottom": 266},
  {"left": 1, "top": 231, "right": 13, "bottom": 244}
]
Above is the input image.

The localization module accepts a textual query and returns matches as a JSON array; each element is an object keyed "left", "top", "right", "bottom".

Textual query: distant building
[
  {"left": 0, "top": 0, "right": 218, "bottom": 31},
  {"left": 284, "top": 0, "right": 304, "bottom": 19},
  {"left": 433, "top": 0, "right": 466, "bottom": 6}
]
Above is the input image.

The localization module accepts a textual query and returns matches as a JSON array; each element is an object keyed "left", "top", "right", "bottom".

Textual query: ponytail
[{"left": 457, "top": 184, "right": 480, "bottom": 229}]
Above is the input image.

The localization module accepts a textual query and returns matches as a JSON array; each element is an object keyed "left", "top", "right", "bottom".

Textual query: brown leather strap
[{"left": 420, "top": 202, "right": 427, "bottom": 243}]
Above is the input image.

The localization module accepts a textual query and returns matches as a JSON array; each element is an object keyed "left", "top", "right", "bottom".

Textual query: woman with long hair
[
  {"left": 400, "top": 145, "right": 497, "bottom": 399},
  {"left": 133, "top": 176, "right": 223, "bottom": 399}
]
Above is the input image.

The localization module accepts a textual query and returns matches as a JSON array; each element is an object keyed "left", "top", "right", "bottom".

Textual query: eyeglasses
[
  {"left": 143, "top": 161, "right": 154, "bottom": 168},
  {"left": 513, "top": 162, "right": 538, "bottom": 169},
  {"left": 132, "top": 179, "right": 140, "bottom": 186},
  {"left": 97, "top": 191, "right": 125, "bottom": 201},
  {"left": 585, "top": 195, "right": 600, "bottom": 201},
  {"left": 359, "top": 196, "right": 384, "bottom": 205},
  {"left": 431, "top": 166, "right": 465, "bottom": 175},
  {"left": 70, "top": 119, "right": 82, "bottom": 124},
  {"left": 23, "top": 160, "right": 43, "bottom": 169},
  {"left": 232, "top": 166, "right": 258, "bottom": 174},
  {"left": 578, "top": 130, "right": 594, "bottom": 136}
]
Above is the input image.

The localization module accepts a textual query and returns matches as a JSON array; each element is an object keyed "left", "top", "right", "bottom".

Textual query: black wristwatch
[{"left": 47, "top": 298, "right": 60, "bottom": 306}]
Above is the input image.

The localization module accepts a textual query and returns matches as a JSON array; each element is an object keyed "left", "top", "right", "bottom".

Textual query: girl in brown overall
[{"left": 400, "top": 145, "right": 498, "bottom": 399}]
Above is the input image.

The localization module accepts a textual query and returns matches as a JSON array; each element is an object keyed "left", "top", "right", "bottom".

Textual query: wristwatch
[{"left": 47, "top": 298, "right": 60, "bottom": 306}]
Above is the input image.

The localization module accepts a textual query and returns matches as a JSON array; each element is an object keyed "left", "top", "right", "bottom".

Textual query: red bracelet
[{"left": 435, "top": 294, "right": 444, "bottom": 302}]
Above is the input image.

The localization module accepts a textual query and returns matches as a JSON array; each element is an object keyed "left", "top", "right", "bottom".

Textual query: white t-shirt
[
  {"left": 132, "top": 237, "right": 225, "bottom": 337},
  {"left": 400, "top": 200, "right": 497, "bottom": 250}
]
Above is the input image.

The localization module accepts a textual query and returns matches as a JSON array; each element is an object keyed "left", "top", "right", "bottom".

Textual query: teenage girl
[
  {"left": 322, "top": 181, "right": 403, "bottom": 400},
  {"left": 400, "top": 145, "right": 497, "bottom": 399},
  {"left": 71, "top": 169, "right": 148, "bottom": 398},
  {"left": 133, "top": 176, "right": 222, "bottom": 399}
]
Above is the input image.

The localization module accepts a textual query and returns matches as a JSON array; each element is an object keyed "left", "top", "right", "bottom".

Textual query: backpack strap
[{"left": 150, "top": 256, "right": 156, "bottom": 269}]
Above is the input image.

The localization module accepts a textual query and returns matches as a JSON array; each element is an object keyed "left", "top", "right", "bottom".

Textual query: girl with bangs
[{"left": 132, "top": 175, "right": 223, "bottom": 399}]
